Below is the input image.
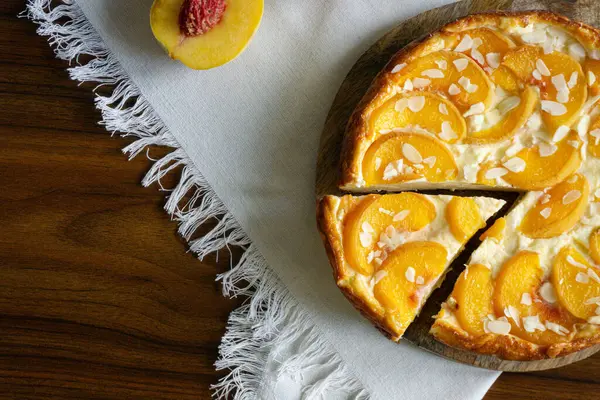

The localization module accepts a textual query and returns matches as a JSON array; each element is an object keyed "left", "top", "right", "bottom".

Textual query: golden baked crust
[{"left": 340, "top": 11, "right": 600, "bottom": 189}]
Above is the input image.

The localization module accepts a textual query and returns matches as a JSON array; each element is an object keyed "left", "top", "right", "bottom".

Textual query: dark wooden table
[{"left": 1, "top": 1, "right": 599, "bottom": 398}]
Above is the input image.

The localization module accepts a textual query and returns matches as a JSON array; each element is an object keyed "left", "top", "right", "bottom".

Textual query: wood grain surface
[
  {"left": 0, "top": 0, "right": 599, "bottom": 398},
  {"left": 316, "top": 0, "right": 600, "bottom": 372}
]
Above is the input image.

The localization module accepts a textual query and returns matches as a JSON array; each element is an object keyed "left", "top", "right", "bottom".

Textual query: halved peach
[
  {"left": 552, "top": 246, "right": 600, "bottom": 320},
  {"left": 502, "top": 132, "right": 583, "bottom": 190},
  {"left": 391, "top": 50, "right": 494, "bottom": 112},
  {"left": 502, "top": 45, "right": 587, "bottom": 132},
  {"left": 464, "top": 85, "right": 538, "bottom": 144},
  {"left": 491, "top": 66, "right": 522, "bottom": 93},
  {"left": 446, "top": 197, "right": 485, "bottom": 243},
  {"left": 494, "top": 251, "right": 575, "bottom": 345},
  {"left": 584, "top": 59, "right": 600, "bottom": 96},
  {"left": 362, "top": 132, "right": 458, "bottom": 185},
  {"left": 150, "top": 0, "right": 264, "bottom": 70},
  {"left": 520, "top": 174, "right": 590, "bottom": 239},
  {"left": 591, "top": 228, "right": 600, "bottom": 265},
  {"left": 374, "top": 241, "right": 448, "bottom": 334},
  {"left": 452, "top": 264, "right": 493, "bottom": 336},
  {"left": 370, "top": 92, "right": 466, "bottom": 143},
  {"left": 449, "top": 28, "right": 515, "bottom": 69},
  {"left": 480, "top": 217, "right": 506, "bottom": 242},
  {"left": 343, "top": 193, "right": 437, "bottom": 276}
]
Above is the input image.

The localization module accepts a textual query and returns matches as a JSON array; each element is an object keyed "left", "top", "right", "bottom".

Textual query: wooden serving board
[{"left": 315, "top": 0, "right": 600, "bottom": 371}]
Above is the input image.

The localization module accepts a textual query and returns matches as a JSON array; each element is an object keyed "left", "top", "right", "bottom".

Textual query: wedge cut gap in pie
[
  {"left": 318, "top": 11, "right": 600, "bottom": 361},
  {"left": 318, "top": 193, "right": 505, "bottom": 340}
]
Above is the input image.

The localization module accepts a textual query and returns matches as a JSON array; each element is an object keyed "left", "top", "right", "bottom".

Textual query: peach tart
[{"left": 318, "top": 11, "right": 600, "bottom": 360}]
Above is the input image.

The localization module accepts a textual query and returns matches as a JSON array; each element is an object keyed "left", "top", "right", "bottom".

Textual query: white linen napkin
[{"left": 31, "top": 0, "right": 501, "bottom": 398}]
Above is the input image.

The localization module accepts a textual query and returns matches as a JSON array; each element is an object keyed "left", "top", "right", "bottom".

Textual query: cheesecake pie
[{"left": 318, "top": 11, "right": 600, "bottom": 360}]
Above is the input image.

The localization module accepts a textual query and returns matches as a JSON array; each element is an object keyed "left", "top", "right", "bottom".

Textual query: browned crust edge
[
  {"left": 431, "top": 317, "right": 600, "bottom": 361},
  {"left": 339, "top": 10, "right": 600, "bottom": 188}
]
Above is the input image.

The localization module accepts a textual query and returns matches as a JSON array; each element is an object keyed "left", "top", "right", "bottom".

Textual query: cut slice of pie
[{"left": 317, "top": 193, "right": 504, "bottom": 339}]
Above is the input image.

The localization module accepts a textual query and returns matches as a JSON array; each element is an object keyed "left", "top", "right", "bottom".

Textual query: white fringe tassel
[{"left": 25, "top": 1, "right": 367, "bottom": 399}]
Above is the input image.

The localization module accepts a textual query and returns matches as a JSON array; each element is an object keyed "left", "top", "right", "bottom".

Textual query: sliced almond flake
[
  {"left": 412, "top": 78, "right": 431, "bottom": 89},
  {"left": 542, "top": 100, "right": 568, "bottom": 116},
  {"left": 567, "top": 255, "right": 588, "bottom": 269},
  {"left": 403, "top": 79, "right": 414, "bottom": 91},
  {"left": 471, "top": 37, "right": 483, "bottom": 49},
  {"left": 568, "top": 43, "right": 586, "bottom": 60},
  {"left": 423, "top": 156, "right": 437, "bottom": 168},
  {"left": 588, "top": 316, "right": 600, "bottom": 324},
  {"left": 552, "top": 125, "right": 570, "bottom": 142},
  {"left": 567, "top": 140, "right": 580, "bottom": 149},
  {"left": 448, "top": 83, "right": 461, "bottom": 95},
  {"left": 438, "top": 103, "right": 449, "bottom": 115},
  {"left": 543, "top": 37, "right": 554, "bottom": 54},
  {"left": 359, "top": 231, "right": 373, "bottom": 248},
  {"left": 404, "top": 166, "right": 414, "bottom": 174},
  {"left": 393, "top": 210, "right": 410, "bottom": 222},
  {"left": 383, "top": 163, "right": 399, "bottom": 180},
  {"left": 505, "top": 142, "right": 524, "bottom": 158},
  {"left": 471, "top": 49, "right": 485, "bottom": 66},
  {"left": 444, "top": 169, "right": 454, "bottom": 179},
  {"left": 562, "top": 190, "right": 581, "bottom": 205},
  {"left": 539, "top": 282, "right": 557, "bottom": 303},
  {"left": 485, "top": 167, "right": 508, "bottom": 180},
  {"left": 485, "top": 53, "right": 501, "bottom": 69},
  {"left": 435, "top": 59, "right": 447, "bottom": 70},
  {"left": 558, "top": 89, "right": 570, "bottom": 104},
  {"left": 454, "top": 34, "right": 473, "bottom": 52},
  {"left": 521, "top": 293, "right": 533, "bottom": 306},
  {"left": 545, "top": 321, "right": 569, "bottom": 336},
  {"left": 395, "top": 98, "right": 409, "bottom": 112},
  {"left": 375, "top": 157, "right": 382, "bottom": 171},
  {"left": 498, "top": 96, "right": 521, "bottom": 115},
  {"left": 367, "top": 250, "right": 381, "bottom": 263},
  {"left": 361, "top": 221, "right": 374, "bottom": 233},
  {"left": 540, "top": 207, "right": 552, "bottom": 219},
  {"left": 462, "top": 164, "right": 478, "bottom": 181},
  {"left": 504, "top": 306, "right": 521, "bottom": 328},
  {"left": 536, "top": 59, "right": 551, "bottom": 76},
  {"left": 585, "top": 296, "right": 600, "bottom": 305},
  {"left": 407, "top": 96, "right": 426, "bottom": 112},
  {"left": 391, "top": 63, "right": 407, "bottom": 73},
  {"left": 402, "top": 143, "right": 423, "bottom": 164},
  {"left": 412, "top": 163, "right": 424, "bottom": 170},
  {"left": 588, "top": 268, "right": 600, "bottom": 284},
  {"left": 551, "top": 74, "right": 568, "bottom": 93},
  {"left": 379, "top": 129, "right": 392, "bottom": 135},
  {"left": 373, "top": 270, "right": 388, "bottom": 284},
  {"left": 532, "top": 69, "right": 543, "bottom": 81},
  {"left": 452, "top": 58, "right": 469, "bottom": 73},
  {"left": 577, "top": 115, "right": 590, "bottom": 139},
  {"left": 540, "top": 193, "right": 551, "bottom": 204},
  {"left": 503, "top": 157, "right": 526, "bottom": 173},
  {"left": 440, "top": 121, "right": 457, "bottom": 141},
  {"left": 486, "top": 319, "right": 512, "bottom": 335},
  {"left": 421, "top": 69, "right": 444, "bottom": 79},
  {"left": 458, "top": 76, "right": 471, "bottom": 90},
  {"left": 523, "top": 315, "right": 547, "bottom": 333},
  {"left": 378, "top": 208, "right": 394, "bottom": 216},
  {"left": 522, "top": 29, "right": 547, "bottom": 44},
  {"left": 416, "top": 276, "right": 425, "bottom": 285},
  {"left": 568, "top": 71, "right": 578, "bottom": 89},
  {"left": 591, "top": 49, "right": 600, "bottom": 60},
  {"left": 589, "top": 71, "right": 597, "bottom": 86},
  {"left": 576, "top": 272, "right": 590, "bottom": 284},
  {"left": 405, "top": 266, "right": 416, "bottom": 283},
  {"left": 538, "top": 141, "right": 558, "bottom": 157},
  {"left": 463, "top": 102, "right": 485, "bottom": 118}
]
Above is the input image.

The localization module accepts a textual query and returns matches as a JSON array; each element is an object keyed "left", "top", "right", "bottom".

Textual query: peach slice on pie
[
  {"left": 502, "top": 132, "right": 583, "bottom": 190},
  {"left": 374, "top": 241, "right": 448, "bottom": 334},
  {"left": 343, "top": 193, "right": 437, "bottom": 276},
  {"left": 446, "top": 197, "right": 485, "bottom": 243},
  {"left": 390, "top": 50, "right": 494, "bottom": 112},
  {"left": 451, "top": 264, "right": 494, "bottom": 336},
  {"left": 502, "top": 45, "right": 587, "bottom": 133},
  {"left": 552, "top": 246, "right": 600, "bottom": 320},
  {"left": 494, "top": 251, "right": 576, "bottom": 345},
  {"left": 584, "top": 59, "right": 600, "bottom": 96},
  {"left": 464, "top": 85, "right": 538, "bottom": 144},
  {"left": 480, "top": 217, "right": 506, "bottom": 242},
  {"left": 589, "top": 114, "right": 600, "bottom": 158},
  {"left": 362, "top": 132, "right": 458, "bottom": 185},
  {"left": 449, "top": 28, "right": 515, "bottom": 70},
  {"left": 519, "top": 174, "right": 590, "bottom": 239},
  {"left": 370, "top": 92, "right": 466, "bottom": 143},
  {"left": 491, "top": 65, "right": 522, "bottom": 93},
  {"left": 591, "top": 228, "right": 600, "bottom": 265}
]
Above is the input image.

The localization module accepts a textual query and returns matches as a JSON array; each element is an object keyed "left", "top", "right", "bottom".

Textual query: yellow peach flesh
[
  {"left": 446, "top": 197, "right": 485, "bottom": 243},
  {"left": 452, "top": 264, "right": 494, "bottom": 336}
]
